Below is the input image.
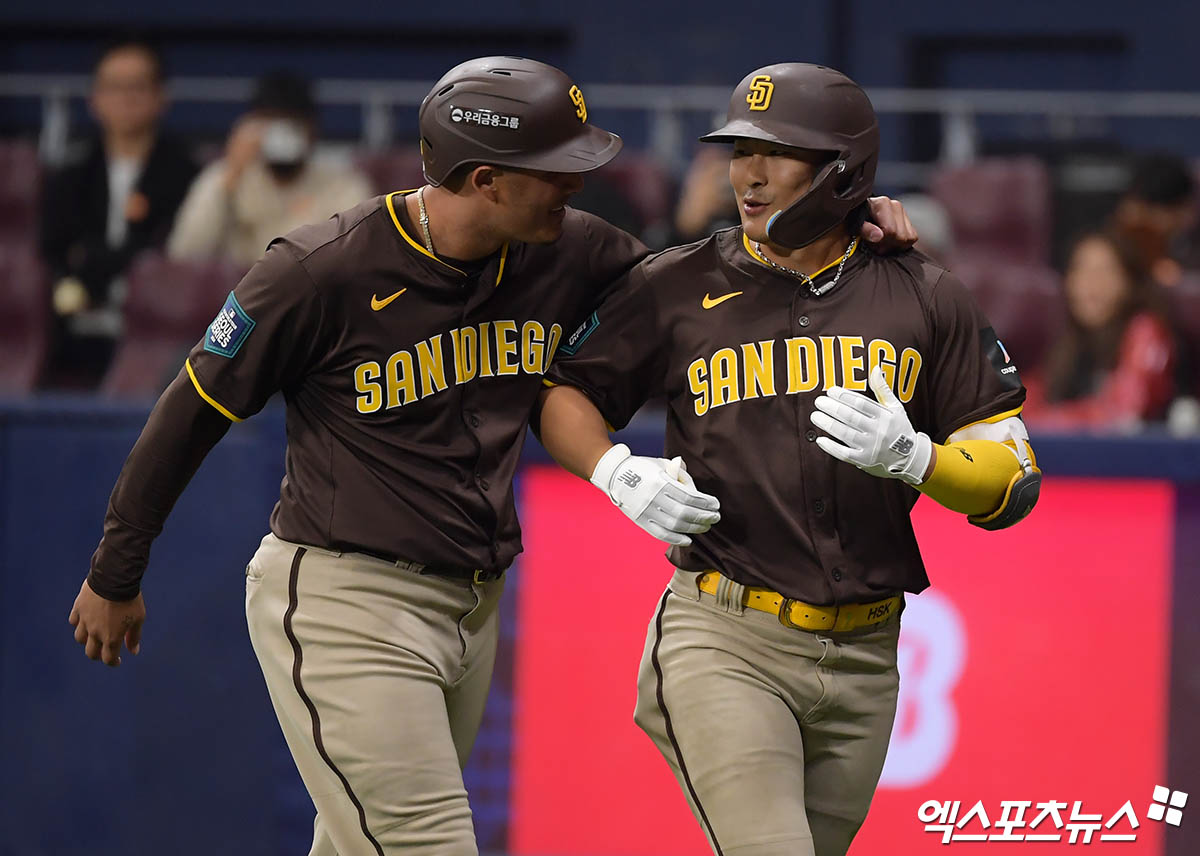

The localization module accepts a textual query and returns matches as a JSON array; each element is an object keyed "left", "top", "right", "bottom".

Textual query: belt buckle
[{"left": 778, "top": 597, "right": 801, "bottom": 630}]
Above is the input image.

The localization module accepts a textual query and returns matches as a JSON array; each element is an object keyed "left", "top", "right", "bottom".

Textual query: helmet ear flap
[
  {"left": 835, "top": 159, "right": 867, "bottom": 199},
  {"left": 765, "top": 157, "right": 851, "bottom": 249},
  {"left": 833, "top": 158, "right": 856, "bottom": 197}
]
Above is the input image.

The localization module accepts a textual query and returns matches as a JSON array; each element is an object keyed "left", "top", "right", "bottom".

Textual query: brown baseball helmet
[
  {"left": 418, "top": 57, "right": 622, "bottom": 186},
  {"left": 701, "top": 63, "right": 879, "bottom": 249}
]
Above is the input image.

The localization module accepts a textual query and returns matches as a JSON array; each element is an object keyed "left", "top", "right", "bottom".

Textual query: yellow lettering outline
[
  {"left": 415, "top": 335, "right": 449, "bottom": 398},
  {"left": 521, "top": 321, "right": 546, "bottom": 374},
  {"left": 898, "top": 348, "right": 922, "bottom": 403},
  {"left": 354, "top": 361, "right": 383, "bottom": 413},
  {"left": 494, "top": 320, "right": 519, "bottom": 375},
  {"left": 711, "top": 348, "right": 739, "bottom": 408},
  {"left": 688, "top": 358, "right": 710, "bottom": 416},
  {"left": 741, "top": 341, "right": 776, "bottom": 399}
]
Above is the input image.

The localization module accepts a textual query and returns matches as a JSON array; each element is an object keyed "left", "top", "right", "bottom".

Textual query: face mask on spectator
[{"left": 260, "top": 119, "right": 310, "bottom": 167}]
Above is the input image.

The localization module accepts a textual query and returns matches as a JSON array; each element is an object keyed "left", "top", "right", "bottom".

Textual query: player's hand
[
  {"left": 68, "top": 578, "right": 145, "bottom": 667},
  {"left": 810, "top": 366, "right": 932, "bottom": 485},
  {"left": 223, "top": 117, "right": 265, "bottom": 190},
  {"left": 590, "top": 443, "right": 721, "bottom": 546},
  {"left": 861, "top": 196, "right": 918, "bottom": 252}
]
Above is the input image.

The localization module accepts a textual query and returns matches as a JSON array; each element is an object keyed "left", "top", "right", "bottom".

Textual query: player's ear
[{"left": 470, "top": 165, "right": 502, "bottom": 202}]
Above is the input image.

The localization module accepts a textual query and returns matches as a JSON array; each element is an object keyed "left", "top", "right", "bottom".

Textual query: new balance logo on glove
[
  {"left": 590, "top": 443, "right": 721, "bottom": 547},
  {"left": 618, "top": 471, "right": 643, "bottom": 489},
  {"left": 889, "top": 435, "right": 915, "bottom": 455}
]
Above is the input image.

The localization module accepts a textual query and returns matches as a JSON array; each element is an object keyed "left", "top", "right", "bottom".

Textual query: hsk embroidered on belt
[{"left": 698, "top": 571, "right": 900, "bottom": 632}]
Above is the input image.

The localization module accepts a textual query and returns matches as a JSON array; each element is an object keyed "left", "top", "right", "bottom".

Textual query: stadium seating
[
  {"left": 355, "top": 146, "right": 426, "bottom": 196},
  {"left": 0, "top": 139, "right": 40, "bottom": 242},
  {"left": 946, "top": 254, "right": 1065, "bottom": 375},
  {"left": 0, "top": 242, "right": 50, "bottom": 393},
  {"left": 101, "top": 252, "right": 246, "bottom": 397},
  {"left": 930, "top": 157, "right": 1053, "bottom": 267},
  {"left": 354, "top": 146, "right": 675, "bottom": 243},
  {"left": 588, "top": 153, "right": 675, "bottom": 239}
]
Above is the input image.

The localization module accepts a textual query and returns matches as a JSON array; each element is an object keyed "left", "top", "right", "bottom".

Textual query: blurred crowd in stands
[{"left": 2, "top": 38, "right": 1199, "bottom": 435}]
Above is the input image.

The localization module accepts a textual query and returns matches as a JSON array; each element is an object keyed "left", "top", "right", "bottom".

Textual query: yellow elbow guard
[
  {"left": 967, "top": 456, "right": 1041, "bottom": 530},
  {"left": 918, "top": 437, "right": 1041, "bottom": 528}
]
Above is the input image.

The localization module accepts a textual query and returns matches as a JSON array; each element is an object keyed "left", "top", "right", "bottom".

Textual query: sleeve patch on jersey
[
  {"left": 203, "top": 292, "right": 256, "bottom": 359},
  {"left": 558, "top": 311, "right": 599, "bottom": 357},
  {"left": 982, "top": 326, "right": 1022, "bottom": 390}
]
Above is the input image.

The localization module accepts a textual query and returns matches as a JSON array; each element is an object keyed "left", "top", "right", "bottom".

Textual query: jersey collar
[
  {"left": 385, "top": 191, "right": 509, "bottom": 287},
  {"left": 738, "top": 229, "right": 864, "bottom": 293}
]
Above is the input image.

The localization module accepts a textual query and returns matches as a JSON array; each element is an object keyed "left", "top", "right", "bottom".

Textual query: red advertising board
[{"left": 511, "top": 471, "right": 1173, "bottom": 855}]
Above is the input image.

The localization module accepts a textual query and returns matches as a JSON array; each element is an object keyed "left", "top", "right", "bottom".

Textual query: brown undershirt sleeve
[{"left": 86, "top": 366, "right": 234, "bottom": 601}]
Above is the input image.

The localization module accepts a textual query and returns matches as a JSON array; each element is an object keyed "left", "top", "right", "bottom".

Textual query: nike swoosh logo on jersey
[
  {"left": 702, "top": 290, "right": 743, "bottom": 309},
  {"left": 370, "top": 289, "right": 407, "bottom": 311}
]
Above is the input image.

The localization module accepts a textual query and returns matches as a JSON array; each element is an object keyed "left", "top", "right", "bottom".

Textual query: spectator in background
[
  {"left": 39, "top": 39, "right": 198, "bottom": 386},
  {"left": 1024, "top": 231, "right": 1176, "bottom": 431},
  {"left": 671, "top": 145, "right": 740, "bottom": 243},
  {"left": 1110, "top": 153, "right": 1198, "bottom": 287},
  {"left": 168, "top": 71, "right": 371, "bottom": 266}
]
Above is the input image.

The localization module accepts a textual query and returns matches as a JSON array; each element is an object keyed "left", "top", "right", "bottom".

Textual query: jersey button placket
[
  {"left": 475, "top": 473, "right": 490, "bottom": 491},
  {"left": 798, "top": 315, "right": 811, "bottom": 327}
]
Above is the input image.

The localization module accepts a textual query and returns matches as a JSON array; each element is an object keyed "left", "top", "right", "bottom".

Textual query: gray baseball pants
[
  {"left": 634, "top": 569, "right": 902, "bottom": 856},
  {"left": 245, "top": 533, "right": 503, "bottom": 856}
]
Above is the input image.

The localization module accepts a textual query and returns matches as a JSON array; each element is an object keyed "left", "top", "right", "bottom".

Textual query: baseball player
[
  {"left": 67, "top": 57, "right": 918, "bottom": 854},
  {"left": 537, "top": 63, "right": 1041, "bottom": 856},
  {"left": 66, "top": 56, "right": 725, "bottom": 856}
]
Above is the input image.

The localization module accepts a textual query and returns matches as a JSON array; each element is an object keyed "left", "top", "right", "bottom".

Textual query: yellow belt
[{"left": 697, "top": 571, "right": 901, "bottom": 632}]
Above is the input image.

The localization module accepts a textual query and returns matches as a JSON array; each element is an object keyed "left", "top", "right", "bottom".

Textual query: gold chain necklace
[
  {"left": 753, "top": 237, "right": 859, "bottom": 296},
  {"left": 417, "top": 186, "right": 436, "bottom": 254}
]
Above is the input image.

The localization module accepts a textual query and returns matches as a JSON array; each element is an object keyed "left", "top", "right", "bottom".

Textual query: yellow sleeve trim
[
  {"left": 542, "top": 378, "right": 558, "bottom": 388},
  {"left": 385, "top": 192, "right": 468, "bottom": 277},
  {"left": 185, "top": 359, "right": 243, "bottom": 423}
]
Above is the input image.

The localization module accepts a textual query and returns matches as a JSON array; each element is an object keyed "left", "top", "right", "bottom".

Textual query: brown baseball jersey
[
  {"left": 547, "top": 227, "right": 1025, "bottom": 604},
  {"left": 185, "top": 190, "right": 647, "bottom": 573}
]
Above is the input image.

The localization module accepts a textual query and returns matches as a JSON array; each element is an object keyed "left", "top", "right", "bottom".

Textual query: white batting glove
[
  {"left": 809, "top": 366, "right": 933, "bottom": 485},
  {"left": 590, "top": 444, "right": 721, "bottom": 546}
]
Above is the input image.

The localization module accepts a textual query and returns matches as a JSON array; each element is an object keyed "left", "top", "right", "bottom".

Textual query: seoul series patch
[
  {"left": 981, "top": 326, "right": 1021, "bottom": 389},
  {"left": 204, "top": 292, "right": 256, "bottom": 359},
  {"left": 558, "top": 311, "right": 599, "bottom": 356}
]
